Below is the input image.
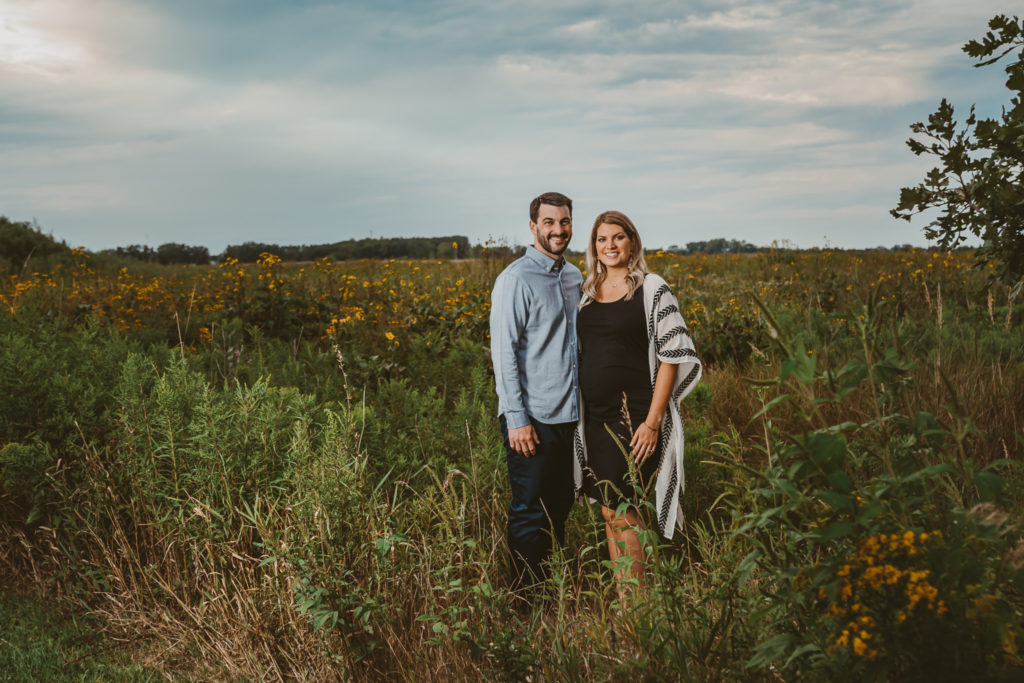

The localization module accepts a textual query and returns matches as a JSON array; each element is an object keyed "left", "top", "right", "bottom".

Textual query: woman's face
[{"left": 594, "top": 222, "right": 633, "bottom": 270}]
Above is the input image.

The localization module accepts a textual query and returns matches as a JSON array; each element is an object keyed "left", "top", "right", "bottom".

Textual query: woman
[{"left": 573, "top": 210, "right": 701, "bottom": 593}]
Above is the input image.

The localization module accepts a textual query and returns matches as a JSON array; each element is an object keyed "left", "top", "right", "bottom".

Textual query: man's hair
[{"left": 529, "top": 192, "right": 573, "bottom": 223}]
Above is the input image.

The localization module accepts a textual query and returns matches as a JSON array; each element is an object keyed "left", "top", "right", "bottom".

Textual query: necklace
[{"left": 607, "top": 277, "right": 628, "bottom": 289}]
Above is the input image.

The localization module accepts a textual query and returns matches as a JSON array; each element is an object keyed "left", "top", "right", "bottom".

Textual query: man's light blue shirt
[{"left": 490, "top": 246, "right": 582, "bottom": 429}]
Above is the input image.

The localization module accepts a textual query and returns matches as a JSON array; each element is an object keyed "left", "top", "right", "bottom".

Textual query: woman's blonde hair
[{"left": 581, "top": 210, "right": 649, "bottom": 305}]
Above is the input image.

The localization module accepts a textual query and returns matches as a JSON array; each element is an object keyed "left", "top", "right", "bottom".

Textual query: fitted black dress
[{"left": 578, "top": 286, "right": 661, "bottom": 508}]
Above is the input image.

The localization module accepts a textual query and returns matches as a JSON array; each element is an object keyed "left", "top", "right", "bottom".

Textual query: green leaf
[
  {"left": 780, "top": 359, "right": 796, "bottom": 382},
  {"left": 973, "top": 470, "right": 1004, "bottom": 501},
  {"left": 792, "top": 350, "right": 816, "bottom": 384},
  {"left": 736, "top": 549, "right": 762, "bottom": 587},
  {"left": 819, "top": 520, "right": 855, "bottom": 541},
  {"left": 904, "top": 463, "right": 955, "bottom": 482},
  {"left": 856, "top": 500, "right": 884, "bottom": 525},
  {"left": 313, "top": 610, "right": 338, "bottom": 631},
  {"left": 747, "top": 633, "right": 797, "bottom": 669},
  {"left": 819, "top": 489, "right": 853, "bottom": 513},
  {"left": 26, "top": 504, "right": 43, "bottom": 526},
  {"left": 825, "top": 470, "right": 853, "bottom": 493},
  {"left": 785, "top": 643, "right": 822, "bottom": 665},
  {"left": 750, "top": 393, "right": 794, "bottom": 421},
  {"left": 806, "top": 432, "right": 847, "bottom": 475}
]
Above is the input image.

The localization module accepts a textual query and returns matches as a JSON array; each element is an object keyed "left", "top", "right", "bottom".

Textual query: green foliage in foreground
[
  {"left": 1, "top": 242, "right": 1023, "bottom": 679},
  {"left": 729, "top": 294, "right": 1024, "bottom": 680},
  {"left": 0, "top": 288, "right": 1021, "bottom": 680}
]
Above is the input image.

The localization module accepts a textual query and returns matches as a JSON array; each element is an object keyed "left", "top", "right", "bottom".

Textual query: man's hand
[{"left": 508, "top": 424, "right": 540, "bottom": 457}]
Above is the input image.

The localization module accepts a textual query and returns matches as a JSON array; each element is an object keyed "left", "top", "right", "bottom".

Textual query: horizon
[{"left": 5, "top": 215, "right": 969, "bottom": 256}]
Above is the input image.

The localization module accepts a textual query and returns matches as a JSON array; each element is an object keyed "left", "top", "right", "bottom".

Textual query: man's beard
[{"left": 537, "top": 232, "right": 570, "bottom": 256}]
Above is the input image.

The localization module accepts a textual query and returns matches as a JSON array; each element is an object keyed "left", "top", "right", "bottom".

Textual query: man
[{"left": 490, "top": 191, "right": 582, "bottom": 590}]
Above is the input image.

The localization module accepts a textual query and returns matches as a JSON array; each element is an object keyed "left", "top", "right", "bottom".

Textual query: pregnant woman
[{"left": 574, "top": 210, "right": 701, "bottom": 597}]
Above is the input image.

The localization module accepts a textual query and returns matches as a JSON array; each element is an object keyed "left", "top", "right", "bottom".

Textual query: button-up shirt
[{"left": 490, "top": 245, "right": 582, "bottom": 429}]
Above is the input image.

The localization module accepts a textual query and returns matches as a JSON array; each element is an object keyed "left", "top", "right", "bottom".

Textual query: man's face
[{"left": 530, "top": 203, "right": 572, "bottom": 259}]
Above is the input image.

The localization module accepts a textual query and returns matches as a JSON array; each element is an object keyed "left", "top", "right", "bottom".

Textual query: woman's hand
[
  {"left": 630, "top": 363, "right": 678, "bottom": 465},
  {"left": 629, "top": 419, "right": 660, "bottom": 465}
]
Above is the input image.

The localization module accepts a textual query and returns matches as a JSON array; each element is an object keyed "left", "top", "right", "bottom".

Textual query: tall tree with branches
[{"left": 892, "top": 14, "right": 1024, "bottom": 297}]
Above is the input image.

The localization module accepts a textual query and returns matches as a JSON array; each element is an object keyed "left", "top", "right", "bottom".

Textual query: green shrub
[{"left": 726, "top": 295, "right": 1024, "bottom": 680}]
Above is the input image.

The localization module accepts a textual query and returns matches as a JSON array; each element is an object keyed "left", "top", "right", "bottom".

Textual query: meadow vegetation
[{"left": 1, "top": 239, "right": 1022, "bottom": 680}]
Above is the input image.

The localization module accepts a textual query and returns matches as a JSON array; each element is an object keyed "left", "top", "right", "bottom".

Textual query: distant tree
[
  {"left": 106, "top": 243, "right": 209, "bottom": 265},
  {"left": 684, "top": 238, "right": 759, "bottom": 254},
  {"left": 156, "top": 243, "right": 210, "bottom": 265},
  {"left": 892, "top": 14, "right": 1024, "bottom": 296},
  {"left": 0, "top": 216, "right": 70, "bottom": 273},
  {"left": 114, "top": 245, "right": 158, "bottom": 262}
]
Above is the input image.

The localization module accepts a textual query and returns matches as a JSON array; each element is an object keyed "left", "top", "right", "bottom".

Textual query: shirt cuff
[{"left": 502, "top": 410, "right": 529, "bottom": 430}]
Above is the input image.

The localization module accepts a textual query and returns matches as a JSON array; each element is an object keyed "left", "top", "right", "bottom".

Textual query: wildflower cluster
[
  {"left": 256, "top": 252, "right": 284, "bottom": 292},
  {"left": 822, "top": 530, "right": 946, "bottom": 660}
]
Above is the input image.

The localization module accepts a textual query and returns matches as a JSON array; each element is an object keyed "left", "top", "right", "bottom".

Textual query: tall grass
[{"left": 1, "top": 248, "right": 1022, "bottom": 679}]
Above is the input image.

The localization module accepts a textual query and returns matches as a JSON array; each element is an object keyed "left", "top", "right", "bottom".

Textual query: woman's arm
[{"left": 629, "top": 361, "right": 678, "bottom": 464}]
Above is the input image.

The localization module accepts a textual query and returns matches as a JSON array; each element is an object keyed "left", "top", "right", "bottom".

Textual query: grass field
[{"left": 2, "top": 247, "right": 1023, "bottom": 680}]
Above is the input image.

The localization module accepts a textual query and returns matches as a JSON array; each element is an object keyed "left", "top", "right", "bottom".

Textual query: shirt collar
[{"left": 525, "top": 245, "right": 564, "bottom": 273}]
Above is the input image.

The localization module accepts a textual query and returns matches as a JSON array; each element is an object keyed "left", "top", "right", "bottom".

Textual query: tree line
[
  {"left": 115, "top": 236, "right": 474, "bottom": 264},
  {"left": 667, "top": 238, "right": 760, "bottom": 254},
  {"left": 0, "top": 214, "right": 987, "bottom": 273},
  {"left": 220, "top": 236, "right": 471, "bottom": 263},
  {"left": 0, "top": 220, "right": 477, "bottom": 267}
]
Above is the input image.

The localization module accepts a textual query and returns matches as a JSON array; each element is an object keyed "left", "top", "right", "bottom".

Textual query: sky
[{"left": 0, "top": 0, "right": 1017, "bottom": 253}]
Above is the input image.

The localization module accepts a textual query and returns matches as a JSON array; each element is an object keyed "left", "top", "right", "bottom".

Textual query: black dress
[{"left": 578, "top": 286, "right": 661, "bottom": 508}]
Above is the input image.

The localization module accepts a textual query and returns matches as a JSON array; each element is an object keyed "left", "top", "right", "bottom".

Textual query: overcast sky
[{"left": 0, "top": 0, "right": 1016, "bottom": 253}]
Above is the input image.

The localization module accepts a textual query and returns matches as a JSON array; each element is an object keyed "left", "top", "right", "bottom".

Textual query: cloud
[
  {"left": 560, "top": 18, "right": 608, "bottom": 37},
  {"left": 641, "top": 4, "right": 782, "bottom": 34},
  {"left": 0, "top": 20, "right": 86, "bottom": 77}
]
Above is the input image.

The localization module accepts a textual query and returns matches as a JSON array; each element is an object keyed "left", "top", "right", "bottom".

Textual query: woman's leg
[
  {"left": 602, "top": 505, "right": 647, "bottom": 600},
  {"left": 603, "top": 505, "right": 621, "bottom": 564}
]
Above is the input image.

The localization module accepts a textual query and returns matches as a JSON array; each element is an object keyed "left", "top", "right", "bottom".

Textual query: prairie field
[{"left": 1, "top": 247, "right": 1023, "bottom": 680}]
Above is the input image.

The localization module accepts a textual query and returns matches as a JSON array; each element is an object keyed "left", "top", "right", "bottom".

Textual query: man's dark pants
[{"left": 500, "top": 414, "right": 576, "bottom": 589}]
